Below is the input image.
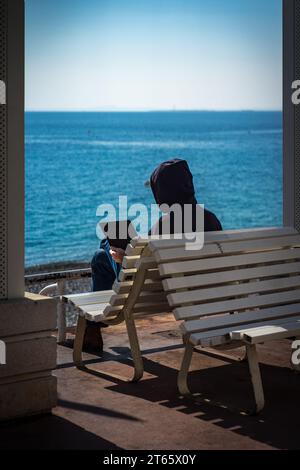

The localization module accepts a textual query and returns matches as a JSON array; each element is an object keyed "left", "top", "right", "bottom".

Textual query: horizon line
[{"left": 25, "top": 108, "right": 282, "bottom": 113}]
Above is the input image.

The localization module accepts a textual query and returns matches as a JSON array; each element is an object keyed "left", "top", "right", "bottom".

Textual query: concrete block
[
  {"left": 0, "top": 336, "right": 57, "bottom": 379},
  {"left": 0, "top": 292, "right": 57, "bottom": 337},
  {"left": 0, "top": 293, "right": 57, "bottom": 420},
  {"left": 0, "top": 375, "right": 57, "bottom": 421}
]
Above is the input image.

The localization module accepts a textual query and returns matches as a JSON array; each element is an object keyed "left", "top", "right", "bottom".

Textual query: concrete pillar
[
  {"left": 0, "top": 0, "right": 24, "bottom": 300},
  {"left": 284, "top": 0, "right": 300, "bottom": 230},
  {"left": 0, "top": 0, "right": 57, "bottom": 421}
]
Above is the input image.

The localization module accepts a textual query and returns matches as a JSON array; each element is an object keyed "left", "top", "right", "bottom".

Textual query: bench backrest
[
  {"left": 147, "top": 227, "right": 300, "bottom": 338},
  {"left": 104, "top": 227, "right": 299, "bottom": 322},
  {"left": 106, "top": 228, "right": 255, "bottom": 318}
]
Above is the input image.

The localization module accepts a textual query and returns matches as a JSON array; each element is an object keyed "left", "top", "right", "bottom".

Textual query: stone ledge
[
  {"left": 0, "top": 292, "right": 57, "bottom": 337},
  {"left": 0, "top": 336, "right": 57, "bottom": 379}
]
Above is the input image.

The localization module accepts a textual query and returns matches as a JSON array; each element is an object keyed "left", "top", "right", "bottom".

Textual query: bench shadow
[
  {"left": 57, "top": 398, "right": 141, "bottom": 422},
  {"left": 0, "top": 414, "right": 122, "bottom": 450},
  {"left": 102, "top": 346, "right": 300, "bottom": 450}
]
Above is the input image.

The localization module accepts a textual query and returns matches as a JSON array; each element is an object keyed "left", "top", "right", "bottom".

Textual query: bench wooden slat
[
  {"left": 231, "top": 319, "right": 300, "bottom": 343},
  {"left": 189, "top": 315, "right": 300, "bottom": 347},
  {"left": 153, "top": 244, "right": 221, "bottom": 263},
  {"left": 118, "top": 267, "right": 160, "bottom": 282},
  {"left": 80, "top": 304, "right": 108, "bottom": 315},
  {"left": 123, "top": 254, "right": 158, "bottom": 271},
  {"left": 147, "top": 227, "right": 297, "bottom": 252},
  {"left": 110, "top": 291, "right": 167, "bottom": 307},
  {"left": 130, "top": 237, "right": 150, "bottom": 248},
  {"left": 181, "top": 302, "right": 300, "bottom": 335},
  {"left": 63, "top": 290, "right": 114, "bottom": 307},
  {"left": 113, "top": 279, "right": 163, "bottom": 295},
  {"left": 204, "top": 227, "right": 297, "bottom": 242},
  {"left": 122, "top": 256, "right": 141, "bottom": 269},
  {"left": 152, "top": 233, "right": 300, "bottom": 263},
  {"left": 102, "top": 305, "right": 124, "bottom": 317},
  {"left": 174, "top": 289, "right": 300, "bottom": 320},
  {"left": 163, "top": 261, "right": 300, "bottom": 292},
  {"left": 219, "top": 234, "right": 300, "bottom": 255},
  {"left": 76, "top": 302, "right": 110, "bottom": 313},
  {"left": 125, "top": 244, "right": 145, "bottom": 256},
  {"left": 79, "top": 298, "right": 170, "bottom": 320},
  {"left": 76, "top": 303, "right": 120, "bottom": 321},
  {"left": 168, "top": 275, "right": 300, "bottom": 307},
  {"left": 103, "top": 302, "right": 170, "bottom": 318},
  {"left": 159, "top": 247, "right": 300, "bottom": 276}
]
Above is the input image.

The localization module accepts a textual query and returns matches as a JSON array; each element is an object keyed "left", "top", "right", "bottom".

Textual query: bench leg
[
  {"left": 124, "top": 313, "right": 144, "bottom": 383},
  {"left": 178, "top": 341, "right": 265, "bottom": 414},
  {"left": 73, "top": 314, "right": 142, "bottom": 382},
  {"left": 246, "top": 344, "right": 265, "bottom": 414},
  {"left": 178, "top": 342, "right": 194, "bottom": 397},
  {"left": 73, "top": 316, "right": 86, "bottom": 367}
]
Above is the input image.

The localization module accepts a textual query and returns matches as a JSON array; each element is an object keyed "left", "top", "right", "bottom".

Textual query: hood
[{"left": 150, "top": 159, "right": 197, "bottom": 207}]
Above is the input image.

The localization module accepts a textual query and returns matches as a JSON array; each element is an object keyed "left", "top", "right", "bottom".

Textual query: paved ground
[{"left": 1, "top": 315, "right": 300, "bottom": 450}]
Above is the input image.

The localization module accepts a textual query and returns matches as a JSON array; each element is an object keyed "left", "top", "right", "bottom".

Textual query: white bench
[
  {"left": 63, "top": 226, "right": 300, "bottom": 413},
  {"left": 149, "top": 227, "right": 300, "bottom": 413},
  {"left": 63, "top": 241, "right": 170, "bottom": 381},
  {"left": 64, "top": 228, "right": 269, "bottom": 377}
]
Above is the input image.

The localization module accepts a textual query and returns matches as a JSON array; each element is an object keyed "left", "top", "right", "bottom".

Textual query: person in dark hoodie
[
  {"left": 149, "top": 158, "right": 222, "bottom": 235},
  {"left": 84, "top": 159, "right": 222, "bottom": 351}
]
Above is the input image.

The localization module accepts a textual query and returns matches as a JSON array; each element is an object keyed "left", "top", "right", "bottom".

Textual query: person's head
[{"left": 150, "top": 159, "right": 197, "bottom": 211}]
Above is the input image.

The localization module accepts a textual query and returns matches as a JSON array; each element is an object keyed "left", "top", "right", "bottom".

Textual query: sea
[{"left": 25, "top": 111, "right": 283, "bottom": 268}]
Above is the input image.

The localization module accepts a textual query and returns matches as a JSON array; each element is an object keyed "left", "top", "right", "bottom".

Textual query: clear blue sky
[{"left": 25, "top": 0, "right": 282, "bottom": 111}]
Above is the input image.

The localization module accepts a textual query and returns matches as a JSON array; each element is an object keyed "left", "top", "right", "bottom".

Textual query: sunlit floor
[{"left": 0, "top": 315, "right": 299, "bottom": 450}]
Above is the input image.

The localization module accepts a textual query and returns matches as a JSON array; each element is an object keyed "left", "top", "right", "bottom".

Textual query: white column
[{"left": 0, "top": 0, "right": 57, "bottom": 421}]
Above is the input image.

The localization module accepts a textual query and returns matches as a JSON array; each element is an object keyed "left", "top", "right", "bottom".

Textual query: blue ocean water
[{"left": 25, "top": 111, "right": 283, "bottom": 267}]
